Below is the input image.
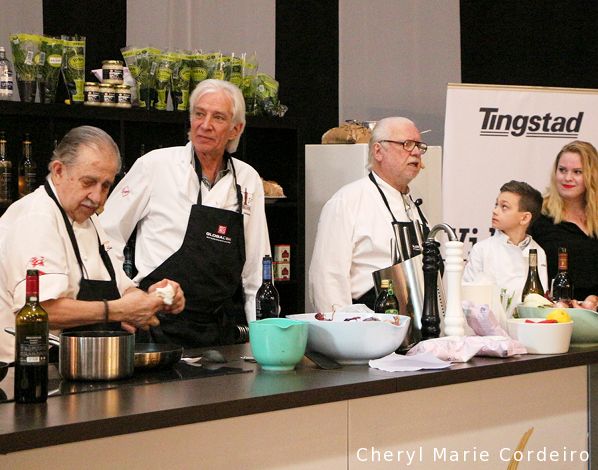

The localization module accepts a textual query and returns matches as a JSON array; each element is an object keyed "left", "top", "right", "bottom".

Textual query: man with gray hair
[
  {"left": 0, "top": 126, "right": 184, "bottom": 363},
  {"left": 309, "top": 117, "right": 429, "bottom": 312},
  {"left": 101, "top": 79, "right": 270, "bottom": 348}
]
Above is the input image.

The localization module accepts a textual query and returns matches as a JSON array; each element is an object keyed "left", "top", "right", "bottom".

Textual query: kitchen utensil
[
  {"left": 134, "top": 343, "right": 183, "bottom": 370},
  {"left": 249, "top": 318, "right": 308, "bottom": 371},
  {"left": 516, "top": 306, "right": 598, "bottom": 344},
  {"left": 60, "top": 331, "right": 135, "bottom": 381},
  {"left": 304, "top": 350, "right": 341, "bottom": 370},
  {"left": 287, "top": 313, "right": 410, "bottom": 365},
  {"left": 507, "top": 318, "right": 573, "bottom": 354}
]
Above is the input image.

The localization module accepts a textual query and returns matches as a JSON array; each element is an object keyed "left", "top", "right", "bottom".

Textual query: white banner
[{"left": 442, "top": 83, "right": 598, "bottom": 254}]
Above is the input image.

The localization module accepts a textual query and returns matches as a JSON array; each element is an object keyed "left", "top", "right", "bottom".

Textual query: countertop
[{"left": 0, "top": 343, "right": 597, "bottom": 454}]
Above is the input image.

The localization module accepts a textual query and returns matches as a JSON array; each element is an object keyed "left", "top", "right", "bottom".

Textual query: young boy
[{"left": 463, "top": 180, "right": 548, "bottom": 309}]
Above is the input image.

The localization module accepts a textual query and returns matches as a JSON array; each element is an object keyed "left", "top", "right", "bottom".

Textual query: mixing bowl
[
  {"left": 249, "top": 318, "right": 308, "bottom": 371},
  {"left": 516, "top": 306, "right": 598, "bottom": 344},
  {"left": 286, "top": 313, "right": 410, "bottom": 364},
  {"left": 507, "top": 318, "right": 573, "bottom": 354}
]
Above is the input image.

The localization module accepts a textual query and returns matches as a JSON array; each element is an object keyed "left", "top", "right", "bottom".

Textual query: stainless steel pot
[{"left": 59, "top": 331, "right": 134, "bottom": 381}]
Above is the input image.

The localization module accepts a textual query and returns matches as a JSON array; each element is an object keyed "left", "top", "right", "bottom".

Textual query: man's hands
[{"left": 117, "top": 280, "right": 185, "bottom": 331}]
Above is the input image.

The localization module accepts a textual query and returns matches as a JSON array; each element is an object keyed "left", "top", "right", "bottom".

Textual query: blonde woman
[{"left": 530, "top": 140, "right": 598, "bottom": 309}]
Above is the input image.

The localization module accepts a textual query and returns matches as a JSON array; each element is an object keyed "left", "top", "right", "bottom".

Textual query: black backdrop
[{"left": 461, "top": 0, "right": 598, "bottom": 88}]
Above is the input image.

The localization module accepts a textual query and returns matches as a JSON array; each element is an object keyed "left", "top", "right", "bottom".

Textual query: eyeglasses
[{"left": 379, "top": 139, "right": 428, "bottom": 154}]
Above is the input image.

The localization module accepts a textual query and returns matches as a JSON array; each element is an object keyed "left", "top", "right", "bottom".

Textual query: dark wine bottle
[
  {"left": 551, "top": 247, "right": 574, "bottom": 302},
  {"left": 14, "top": 269, "right": 49, "bottom": 404},
  {"left": 0, "top": 131, "right": 12, "bottom": 208},
  {"left": 18, "top": 133, "right": 36, "bottom": 198},
  {"left": 374, "top": 279, "right": 390, "bottom": 313},
  {"left": 382, "top": 280, "right": 400, "bottom": 314},
  {"left": 255, "top": 255, "right": 280, "bottom": 319},
  {"left": 521, "top": 248, "right": 544, "bottom": 301}
]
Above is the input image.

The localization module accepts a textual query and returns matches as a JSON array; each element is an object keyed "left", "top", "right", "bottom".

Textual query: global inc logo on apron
[{"left": 206, "top": 224, "right": 232, "bottom": 244}]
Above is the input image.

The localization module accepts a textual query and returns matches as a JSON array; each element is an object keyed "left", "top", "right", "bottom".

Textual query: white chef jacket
[
  {"left": 100, "top": 142, "right": 270, "bottom": 323},
  {"left": 462, "top": 230, "right": 548, "bottom": 304},
  {"left": 308, "top": 172, "right": 426, "bottom": 313},
  {"left": 0, "top": 180, "right": 135, "bottom": 363}
]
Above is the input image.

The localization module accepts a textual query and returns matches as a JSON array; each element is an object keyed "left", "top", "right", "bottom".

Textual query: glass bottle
[
  {"left": 255, "top": 255, "right": 280, "bottom": 320},
  {"left": 18, "top": 134, "right": 37, "bottom": 198},
  {"left": 0, "top": 46, "right": 14, "bottom": 101},
  {"left": 15, "top": 269, "right": 49, "bottom": 404},
  {"left": 521, "top": 248, "right": 544, "bottom": 301},
  {"left": 551, "top": 247, "right": 574, "bottom": 302},
  {"left": 382, "top": 280, "right": 400, "bottom": 314},
  {"left": 374, "top": 279, "right": 390, "bottom": 313},
  {"left": 0, "top": 131, "right": 12, "bottom": 208}
]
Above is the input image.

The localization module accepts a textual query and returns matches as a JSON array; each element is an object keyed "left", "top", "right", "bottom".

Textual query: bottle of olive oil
[
  {"left": 521, "top": 248, "right": 544, "bottom": 301},
  {"left": 15, "top": 269, "right": 49, "bottom": 404},
  {"left": 0, "top": 131, "right": 12, "bottom": 208},
  {"left": 18, "top": 133, "right": 37, "bottom": 198}
]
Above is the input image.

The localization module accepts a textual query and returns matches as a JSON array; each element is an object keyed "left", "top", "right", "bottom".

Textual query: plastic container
[{"left": 249, "top": 318, "right": 307, "bottom": 371}]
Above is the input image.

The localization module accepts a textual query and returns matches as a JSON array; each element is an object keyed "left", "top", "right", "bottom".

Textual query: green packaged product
[
  {"left": 9, "top": 33, "right": 41, "bottom": 102},
  {"left": 154, "top": 52, "right": 177, "bottom": 111},
  {"left": 189, "top": 50, "right": 209, "bottom": 92},
  {"left": 170, "top": 51, "right": 192, "bottom": 111},
  {"left": 121, "top": 46, "right": 160, "bottom": 109},
  {"left": 61, "top": 36, "right": 86, "bottom": 104},
  {"left": 37, "top": 36, "right": 63, "bottom": 104}
]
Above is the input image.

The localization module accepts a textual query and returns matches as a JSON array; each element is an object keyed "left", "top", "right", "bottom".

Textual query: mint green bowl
[{"left": 249, "top": 318, "right": 308, "bottom": 371}]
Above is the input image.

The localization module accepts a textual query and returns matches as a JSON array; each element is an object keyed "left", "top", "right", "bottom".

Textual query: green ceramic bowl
[
  {"left": 249, "top": 318, "right": 308, "bottom": 371},
  {"left": 516, "top": 305, "right": 598, "bottom": 344}
]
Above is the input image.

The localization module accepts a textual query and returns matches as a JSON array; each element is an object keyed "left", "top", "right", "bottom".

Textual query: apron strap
[
  {"left": 368, "top": 172, "right": 399, "bottom": 223},
  {"left": 193, "top": 151, "right": 243, "bottom": 212},
  {"left": 44, "top": 180, "right": 116, "bottom": 282}
]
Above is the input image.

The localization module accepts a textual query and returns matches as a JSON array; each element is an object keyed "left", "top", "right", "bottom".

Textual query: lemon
[{"left": 546, "top": 309, "right": 572, "bottom": 323}]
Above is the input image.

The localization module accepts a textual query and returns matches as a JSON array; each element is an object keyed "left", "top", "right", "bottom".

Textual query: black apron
[
  {"left": 138, "top": 152, "right": 246, "bottom": 348},
  {"left": 44, "top": 181, "right": 121, "bottom": 332},
  {"left": 353, "top": 173, "right": 430, "bottom": 309}
]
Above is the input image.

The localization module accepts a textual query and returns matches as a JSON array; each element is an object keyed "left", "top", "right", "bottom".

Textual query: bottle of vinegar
[
  {"left": 0, "top": 131, "right": 12, "bottom": 208},
  {"left": 15, "top": 269, "right": 49, "bottom": 404},
  {"left": 521, "top": 248, "right": 544, "bottom": 301},
  {"left": 0, "top": 46, "right": 14, "bottom": 101},
  {"left": 551, "top": 247, "right": 574, "bottom": 302},
  {"left": 383, "top": 280, "right": 400, "bottom": 314},
  {"left": 374, "top": 279, "right": 390, "bottom": 313},
  {"left": 255, "top": 255, "right": 280, "bottom": 320}
]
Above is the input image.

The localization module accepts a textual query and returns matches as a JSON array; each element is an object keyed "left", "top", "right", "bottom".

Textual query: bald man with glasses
[{"left": 308, "top": 117, "right": 430, "bottom": 313}]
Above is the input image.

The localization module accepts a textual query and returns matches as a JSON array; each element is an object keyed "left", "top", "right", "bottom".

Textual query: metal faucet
[{"left": 426, "top": 223, "right": 458, "bottom": 242}]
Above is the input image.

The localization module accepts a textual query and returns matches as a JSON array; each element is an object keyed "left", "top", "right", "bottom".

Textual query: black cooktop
[{"left": 0, "top": 361, "right": 252, "bottom": 403}]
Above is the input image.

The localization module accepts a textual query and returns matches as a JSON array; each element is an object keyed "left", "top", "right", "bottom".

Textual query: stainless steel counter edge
[{"left": 0, "top": 343, "right": 597, "bottom": 454}]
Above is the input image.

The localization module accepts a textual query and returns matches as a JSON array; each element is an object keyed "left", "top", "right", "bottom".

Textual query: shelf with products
[{"left": 0, "top": 101, "right": 305, "bottom": 313}]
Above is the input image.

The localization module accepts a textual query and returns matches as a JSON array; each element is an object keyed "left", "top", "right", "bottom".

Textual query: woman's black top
[{"left": 529, "top": 214, "right": 598, "bottom": 299}]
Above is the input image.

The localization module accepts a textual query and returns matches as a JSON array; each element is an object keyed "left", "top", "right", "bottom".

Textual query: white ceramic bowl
[
  {"left": 507, "top": 318, "right": 573, "bottom": 354},
  {"left": 286, "top": 313, "right": 410, "bottom": 364},
  {"left": 516, "top": 306, "right": 598, "bottom": 344}
]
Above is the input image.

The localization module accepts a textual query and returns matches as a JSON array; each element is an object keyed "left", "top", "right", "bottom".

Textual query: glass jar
[
  {"left": 84, "top": 82, "right": 101, "bottom": 106},
  {"left": 102, "top": 60, "right": 124, "bottom": 85},
  {"left": 114, "top": 84, "right": 132, "bottom": 108},
  {"left": 99, "top": 83, "right": 116, "bottom": 107}
]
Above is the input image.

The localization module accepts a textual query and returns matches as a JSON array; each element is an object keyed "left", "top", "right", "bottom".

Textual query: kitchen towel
[{"left": 369, "top": 352, "right": 451, "bottom": 372}]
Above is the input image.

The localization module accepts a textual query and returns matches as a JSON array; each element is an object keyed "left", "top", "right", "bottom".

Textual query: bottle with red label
[{"left": 551, "top": 247, "right": 574, "bottom": 302}]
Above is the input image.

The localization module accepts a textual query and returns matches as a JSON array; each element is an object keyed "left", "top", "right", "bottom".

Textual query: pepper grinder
[
  {"left": 421, "top": 240, "right": 442, "bottom": 340},
  {"left": 443, "top": 240, "right": 466, "bottom": 336}
]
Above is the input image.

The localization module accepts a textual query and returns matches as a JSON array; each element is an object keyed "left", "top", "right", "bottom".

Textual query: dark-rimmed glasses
[{"left": 379, "top": 139, "right": 428, "bottom": 154}]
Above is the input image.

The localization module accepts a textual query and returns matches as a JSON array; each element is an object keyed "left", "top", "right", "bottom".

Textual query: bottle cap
[{"left": 380, "top": 279, "right": 390, "bottom": 289}]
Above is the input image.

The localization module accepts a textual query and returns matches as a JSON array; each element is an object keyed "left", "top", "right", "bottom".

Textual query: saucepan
[{"left": 5, "top": 328, "right": 183, "bottom": 381}]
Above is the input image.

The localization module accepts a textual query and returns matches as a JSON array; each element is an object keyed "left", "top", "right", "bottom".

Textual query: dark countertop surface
[{"left": 0, "top": 343, "right": 597, "bottom": 454}]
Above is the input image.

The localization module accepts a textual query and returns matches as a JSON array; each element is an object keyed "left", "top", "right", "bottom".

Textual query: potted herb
[{"left": 9, "top": 33, "right": 40, "bottom": 102}]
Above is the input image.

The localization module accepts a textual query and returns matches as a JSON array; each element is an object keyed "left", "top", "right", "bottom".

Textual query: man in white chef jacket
[
  {"left": 100, "top": 79, "right": 270, "bottom": 348},
  {"left": 309, "top": 117, "right": 429, "bottom": 313},
  {"left": 0, "top": 126, "right": 185, "bottom": 363}
]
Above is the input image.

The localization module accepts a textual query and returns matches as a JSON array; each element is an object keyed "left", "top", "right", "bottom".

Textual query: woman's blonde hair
[{"left": 543, "top": 140, "right": 598, "bottom": 238}]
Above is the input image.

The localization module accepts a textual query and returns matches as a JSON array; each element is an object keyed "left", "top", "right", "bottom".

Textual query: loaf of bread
[{"left": 262, "top": 179, "right": 285, "bottom": 197}]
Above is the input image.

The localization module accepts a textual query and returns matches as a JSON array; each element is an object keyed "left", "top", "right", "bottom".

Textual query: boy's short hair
[{"left": 499, "top": 180, "right": 543, "bottom": 223}]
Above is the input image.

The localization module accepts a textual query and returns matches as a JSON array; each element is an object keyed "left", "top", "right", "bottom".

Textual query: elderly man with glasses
[{"left": 308, "top": 116, "right": 430, "bottom": 313}]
